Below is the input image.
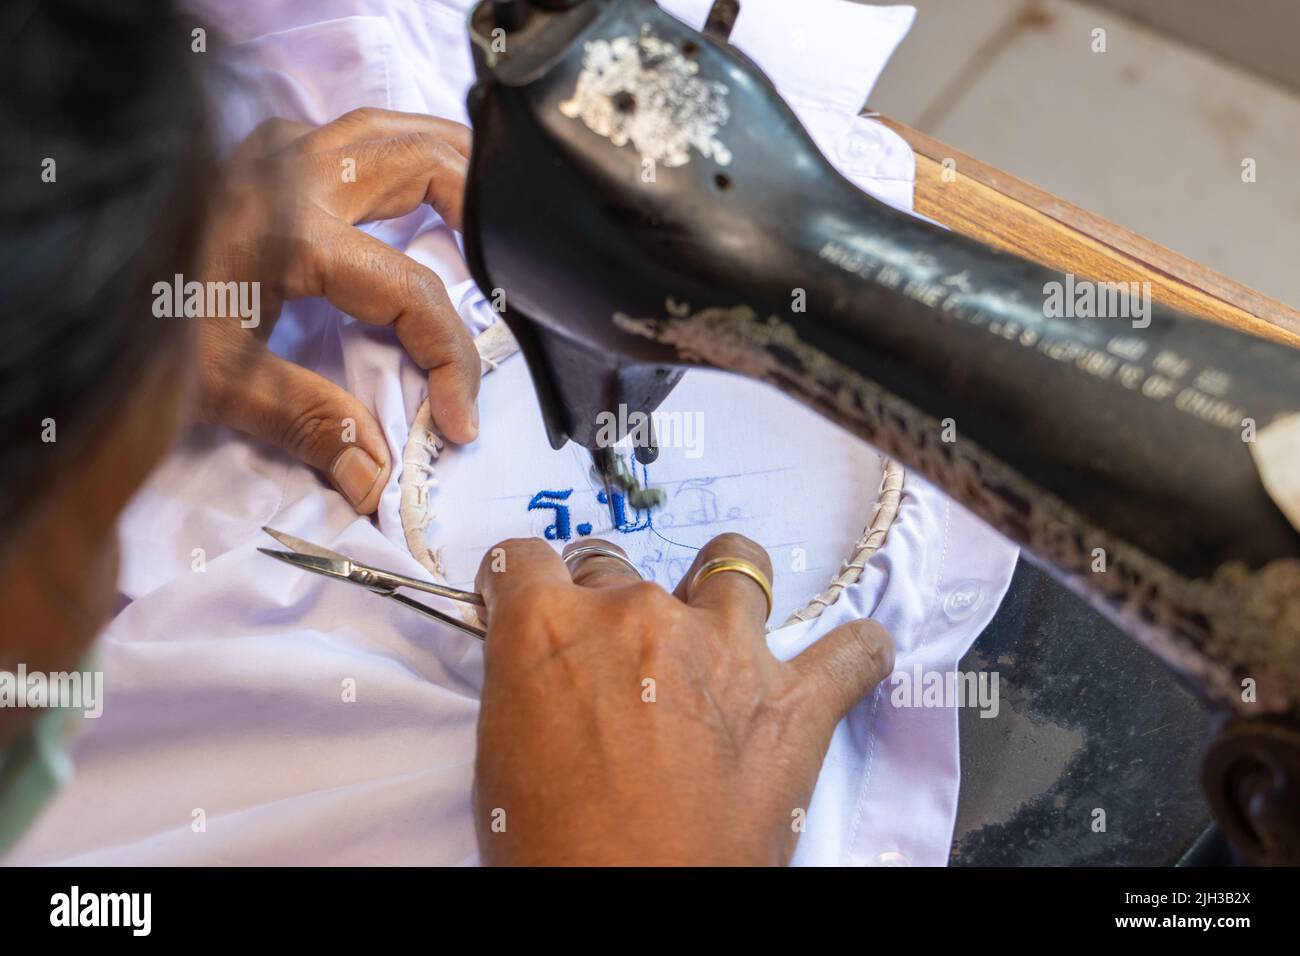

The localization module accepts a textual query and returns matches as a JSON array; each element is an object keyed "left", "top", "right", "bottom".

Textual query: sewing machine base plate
[{"left": 952, "top": 560, "right": 1214, "bottom": 866}]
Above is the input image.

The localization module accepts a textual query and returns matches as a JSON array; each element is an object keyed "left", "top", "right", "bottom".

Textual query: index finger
[
  {"left": 297, "top": 107, "right": 471, "bottom": 159},
  {"left": 309, "top": 133, "right": 468, "bottom": 230},
  {"left": 562, "top": 538, "right": 642, "bottom": 589},
  {"left": 296, "top": 215, "right": 481, "bottom": 442},
  {"left": 474, "top": 537, "right": 572, "bottom": 622}
]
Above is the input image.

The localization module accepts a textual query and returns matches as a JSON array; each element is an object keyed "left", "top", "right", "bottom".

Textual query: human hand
[
  {"left": 472, "top": 532, "right": 895, "bottom": 865},
  {"left": 195, "top": 108, "right": 479, "bottom": 512}
]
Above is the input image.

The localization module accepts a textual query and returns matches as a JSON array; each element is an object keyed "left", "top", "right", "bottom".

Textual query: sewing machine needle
[{"left": 591, "top": 447, "right": 621, "bottom": 529}]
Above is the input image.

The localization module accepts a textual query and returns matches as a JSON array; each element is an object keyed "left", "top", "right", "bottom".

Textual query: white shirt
[{"left": 7, "top": 0, "right": 1019, "bottom": 867}]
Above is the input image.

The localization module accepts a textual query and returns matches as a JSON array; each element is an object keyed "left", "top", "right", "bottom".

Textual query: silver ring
[{"left": 562, "top": 545, "right": 644, "bottom": 580}]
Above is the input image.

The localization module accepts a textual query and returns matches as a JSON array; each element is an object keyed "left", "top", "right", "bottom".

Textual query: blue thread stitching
[
  {"left": 528, "top": 489, "right": 573, "bottom": 540},
  {"left": 525, "top": 456, "right": 698, "bottom": 551}
]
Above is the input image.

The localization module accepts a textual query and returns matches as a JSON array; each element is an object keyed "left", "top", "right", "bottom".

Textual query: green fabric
[
  {"left": 0, "top": 654, "right": 98, "bottom": 856},
  {"left": 0, "top": 704, "right": 77, "bottom": 855}
]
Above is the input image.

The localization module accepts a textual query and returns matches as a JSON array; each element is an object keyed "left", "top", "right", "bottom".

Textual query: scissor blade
[
  {"left": 261, "top": 526, "right": 350, "bottom": 563},
  {"left": 259, "top": 549, "right": 484, "bottom": 638},
  {"left": 257, "top": 547, "right": 356, "bottom": 582}
]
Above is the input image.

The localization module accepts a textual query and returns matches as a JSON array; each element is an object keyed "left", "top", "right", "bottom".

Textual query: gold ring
[{"left": 688, "top": 557, "right": 773, "bottom": 621}]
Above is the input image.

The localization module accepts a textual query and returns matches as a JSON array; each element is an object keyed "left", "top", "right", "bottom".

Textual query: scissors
[{"left": 259, "top": 527, "right": 487, "bottom": 640}]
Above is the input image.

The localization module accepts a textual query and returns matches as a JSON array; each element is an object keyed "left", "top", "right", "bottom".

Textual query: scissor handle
[{"left": 387, "top": 592, "right": 486, "bottom": 640}]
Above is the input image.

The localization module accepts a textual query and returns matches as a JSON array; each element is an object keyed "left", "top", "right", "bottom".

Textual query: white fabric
[
  {"left": 415, "top": 356, "right": 889, "bottom": 628},
  {"left": 7, "top": 0, "right": 1019, "bottom": 867}
]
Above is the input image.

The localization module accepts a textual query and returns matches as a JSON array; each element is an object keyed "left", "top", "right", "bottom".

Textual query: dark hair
[{"left": 0, "top": 0, "right": 214, "bottom": 551}]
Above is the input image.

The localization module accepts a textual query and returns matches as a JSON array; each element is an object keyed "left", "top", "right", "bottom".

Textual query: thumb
[
  {"left": 789, "top": 618, "right": 895, "bottom": 738},
  {"left": 208, "top": 350, "right": 392, "bottom": 513}
]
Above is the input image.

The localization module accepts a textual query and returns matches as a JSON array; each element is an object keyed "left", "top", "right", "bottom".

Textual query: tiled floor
[{"left": 866, "top": 0, "right": 1300, "bottom": 310}]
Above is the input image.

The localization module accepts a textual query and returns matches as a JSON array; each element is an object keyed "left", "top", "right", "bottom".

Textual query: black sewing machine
[{"left": 460, "top": 0, "right": 1300, "bottom": 864}]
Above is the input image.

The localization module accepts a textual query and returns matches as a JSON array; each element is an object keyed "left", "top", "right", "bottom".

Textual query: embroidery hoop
[{"left": 398, "top": 323, "right": 906, "bottom": 633}]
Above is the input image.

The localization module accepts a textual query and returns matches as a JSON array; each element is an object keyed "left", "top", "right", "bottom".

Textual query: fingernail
[
  {"left": 465, "top": 401, "right": 480, "bottom": 441},
  {"left": 331, "top": 447, "right": 382, "bottom": 508}
]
